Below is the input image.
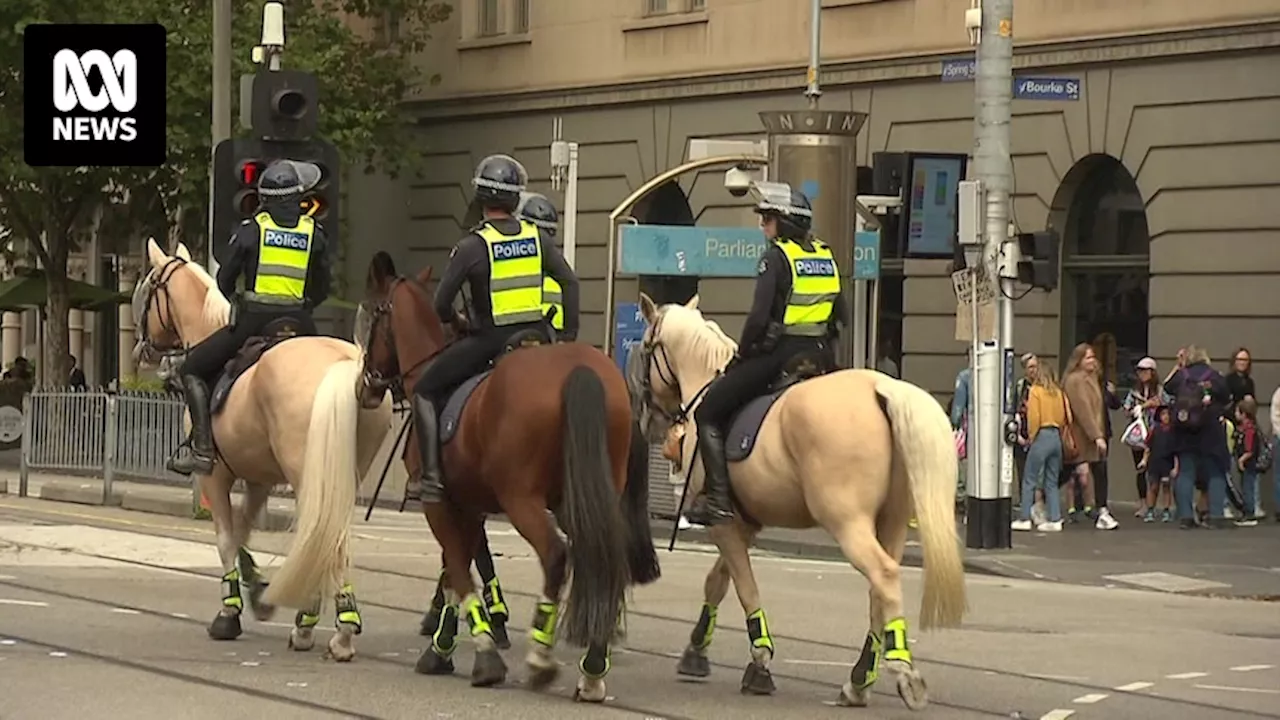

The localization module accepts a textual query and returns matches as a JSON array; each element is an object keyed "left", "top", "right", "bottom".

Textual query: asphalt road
[{"left": 0, "top": 497, "right": 1278, "bottom": 720}]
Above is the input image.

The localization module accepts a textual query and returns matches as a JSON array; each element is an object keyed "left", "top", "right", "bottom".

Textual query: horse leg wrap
[
  {"left": 294, "top": 610, "right": 320, "bottom": 629},
  {"left": 431, "top": 604, "right": 460, "bottom": 657},
  {"left": 579, "top": 642, "right": 611, "bottom": 679},
  {"left": 530, "top": 601, "right": 558, "bottom": 648},
  {"left": 334, "top": 583, "right": 362, "bottom": 634},
  {"left": 849, "top": 631, "right": 884, "bottom": 689},
  {"left": 883, "top": 617, "right": 912, "bottom": 665},
  {"left": 462, "top": 594, "right": 494, "bottom": 639},
  {"left": 220, "top": 569, "right": 243, "bottom": 612},
  {"left": 483, "top": 577, "right": 509, "bottom": 620},
  {"left": 745, "top": 609, "right": 774, "bottom": 659},
  {"left": 690, "top": 603, "right": 718, "bottom": 649}
]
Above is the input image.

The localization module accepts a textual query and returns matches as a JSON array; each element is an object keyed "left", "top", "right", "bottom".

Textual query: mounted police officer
[
  {"left": 516, "top": 192, "right": 566, "bottom": 339},
  {"left": 169, "top": 160, "right": 331, "bottom": 476},
  {"left": 686, "top": 182, "right": 846, "bottom": 526},
  {"left": 411, "top": 155, "right": 580, "bottom": 503}
]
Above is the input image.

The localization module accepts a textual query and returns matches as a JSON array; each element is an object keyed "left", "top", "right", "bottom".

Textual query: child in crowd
[
  {"left": 1233, "top": 397, "right": 1261, "bottom": 528},
  {"left": 1137, "top": 405, "right": 1177, "bottom": 522}
]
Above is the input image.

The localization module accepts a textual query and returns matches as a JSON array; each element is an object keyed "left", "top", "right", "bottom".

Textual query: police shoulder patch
[{"left": 757, "top": 257, "right": 768, "bottom": 275}]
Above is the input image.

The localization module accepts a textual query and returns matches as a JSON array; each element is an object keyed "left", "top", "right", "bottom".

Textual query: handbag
[
  {"left": 954, "top": 417, "right": 968, "bottom": 460},
  {"left": 1060, "top": 391, "right": 1081, "bottom": 463},
  {"left": 1122, "top": 414, "right": 1149, "bottom": 449}
]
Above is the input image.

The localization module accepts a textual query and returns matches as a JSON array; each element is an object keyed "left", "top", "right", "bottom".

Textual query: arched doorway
[
  {"left": 1047, "top": 154, "right": 1150, "bottom": 385},
  {"left": 634, "top": 180, "right": 698, "bottom": 305}
]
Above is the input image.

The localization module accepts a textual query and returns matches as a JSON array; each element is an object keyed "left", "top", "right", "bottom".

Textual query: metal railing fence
[{"left": 19, "top": 388, "right": 189, "bottom": 503}]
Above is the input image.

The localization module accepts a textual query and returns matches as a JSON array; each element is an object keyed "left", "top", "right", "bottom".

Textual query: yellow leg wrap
[
  {"left": 462, "top": 594, "right": 493, "bottom": 638},
  {"left": 335, "top": 583, "right": 362, "bottom": 629},
  {"left": 530, "top": 601, "right": 558, "bottom": 648},
  {"left": 746, "top": 609, "right": 774, "bottom": 657},
  {"left": 221, "top": 569, "right": 243, "bottom": 610},
  {"left": 484, "top": 578, "right": 508, "bottom": 618},
  {"left": 883, "top": 617, "right": 911, "bottom": 664}
]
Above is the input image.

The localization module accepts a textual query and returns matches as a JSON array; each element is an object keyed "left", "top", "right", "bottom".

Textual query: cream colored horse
[
  {"left": 631, "top": 294, "right": 966, "bottom": 710},
  {"left": 136, "top": 239, "right": 392, "bottom": 660}
]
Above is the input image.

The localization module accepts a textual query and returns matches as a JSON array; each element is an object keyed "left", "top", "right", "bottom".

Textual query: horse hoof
[
  {"left": 676, "top": 646, "right": 711, "bottom": 678},
  {"left": 327, "top": 632, "right": 356, "bottom": 663},
  {"left": 836, "top": 681, "right": 870, "bottom": 707},
  {"left": 249, "top": 598, "right": 275, "bottom": 623},
  {"left": 471, "top": 648, "right": 507, "bottom": 687},
  {"left": 525, "top": 647, "right": 559, "bottom": 691},
  {"left": 288, "top": 628, "right": 315, "bottom": 652},
  {"left": 740, "top": 662, "right": 776, "bottom": 695},
  {"left": 419, "top": 609, "right": 440, "bottom": 637},
  {"left": 414, "top": 648, "right": 455, "bottom": 676},
  {"left": 574, "top": 676, "right": 607, "bottom": 703},
  {"left": 491, "top": 619, "right": 512, "bottom": 650},
  {"left": 207, "top": 613, "right": 242, "bottom": 641},
  {"left": 894, "top": 667, "right": 928, "bottom": 710}
]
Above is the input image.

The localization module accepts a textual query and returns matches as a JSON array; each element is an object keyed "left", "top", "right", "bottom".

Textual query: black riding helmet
[
  {"left": 516, "top": 192, "right": 559, "bottom": 235},
  {"left": 753, "top": 181, "right": 814, "bottom": 238},
  {"left": 472, "top": 154, "right": 528, "bottom": 213}
]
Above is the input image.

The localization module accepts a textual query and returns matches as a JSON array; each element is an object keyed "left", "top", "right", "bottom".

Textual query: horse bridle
[
  {"left": 360, "top": 276, "right": 436, "bottom": 401},
  {"left": 134, "top": 257, "right": 191, "bottom": 368},
  {"left": 635, "top": 311, "right": 714, "bottom": 428}
]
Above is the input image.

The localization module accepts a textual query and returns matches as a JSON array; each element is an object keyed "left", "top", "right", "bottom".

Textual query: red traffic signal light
[{"left": 238, "top": 159, "right": 266, "bottom": 187}]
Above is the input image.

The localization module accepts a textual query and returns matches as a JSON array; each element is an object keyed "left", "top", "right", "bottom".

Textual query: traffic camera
[{"left": 1015, "top": 230, "right": 1060, "bottom": 291}]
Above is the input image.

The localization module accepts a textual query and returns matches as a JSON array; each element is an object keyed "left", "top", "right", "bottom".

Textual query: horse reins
[
  {"left": 136, "top": 257, "right": 192, "bottom": 367},
  {"left": 361, "top": 276, "right": 439, "bottom": 402}
]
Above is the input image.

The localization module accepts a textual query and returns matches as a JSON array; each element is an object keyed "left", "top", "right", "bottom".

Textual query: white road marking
[
  {"left": 0, "top": 598, "right": 48, "bottom": 607},
  {"left": 0, "top": 524, "right": 283, "bottom": 570},
  {"left": 1114, "top": 682, "right": 1154, "bottom": 692},
  {"left": 1194, "top": 684, "right": 1280, "bottom": 695},
  {"left": 1028, "top": 674, "right": 1089, "bottom": 682},
  {"left": 1072, "top": 693, "right": 1109, "bottom": 704},
  {"left": 1166, "top": 672, "right": 1208, "bottom": 679},
  {"left": 781, "top": 658, "right": 848, "bottom": 667},
  {"left": 0, "top": 574, "right": 16, "bottom": 579},
  {"left": 0, "top": 639, "right": 16, "bottom": 645},
  {"left": 111, "top": 608, "right": 140, "bottom": 615},
  {"left": 1230, "top": 664, "right": 1274, "bottom": 672},
  {"left": 1039, "top": 711, "right": 1075, "bottom": 720},
  {"left": 286, "top": 682, "right": 308, "bottom": 688},
  {"left": 169, "top": 612, "right": 190, "bottom": 619},
  {"left": 240, "top": 661, "right": 260, "bottom": 667},
  {"left": 1101, "top": 571, "right": 1231, "bottom": 593},
  {"left": 48, "top": 651, "right": 67, "bottom": 658}
]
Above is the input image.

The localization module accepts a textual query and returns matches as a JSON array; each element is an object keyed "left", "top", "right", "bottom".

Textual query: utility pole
[
  {"left": 965, "top": 0, "right": 1016, "bottom": 548},
  {"left": 209, "top": 0, "right": 233, "bottom": 276},
  {"left": 805, "top": 0, "right": 821, "bottom": 110}
]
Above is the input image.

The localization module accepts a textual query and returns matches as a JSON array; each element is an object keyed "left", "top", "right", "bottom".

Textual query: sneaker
[
  {"left": 1084, "top": 506, "right": 1098, "bottom": 521},
  {"left": 1224, "top": 506, "right": 1237, "bottom": 519},
  {"left": 1143, "top": 509, "right": 1155, "bottom": 523},
  {"left": 1031, "top": 503, "right": 1047, "bottom": 527},
  {"left": 1095, "top": 508, "right": 1119, "bottom": 530},
  {"left": 677, "top": 516, "right": 695, "bottom": 530},
  {"left": 1234, "top": 519, "right": 1258, "bottom": 527},
  {"left": 1011, "top": 519, "right": 1034, "bottom": 531},
  {"left": 1036, "top": 520, "right": 1063, "bottom": 532},
  {"left": 1161, "top": 509, "right": 1172, "bottom": 523},
  {"left": 1179, "top": 518, "right": 1196, "bottom": 530},
  {"left": 1066, "top": 508, "right": 1079, "bottom": 524},
  {"left": 1134, "top": 505, "right": 1147, "bottom": 518}
]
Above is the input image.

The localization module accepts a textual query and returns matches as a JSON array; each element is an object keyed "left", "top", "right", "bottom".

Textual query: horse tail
[
  {"left": 265, "top": 358, "right": 362, "bottom": 610},
  {"left": 622, "top": 418, "right": 662, "bottom": 586},
  {"left": 873, "top": 375, "right": 968, "bottom": 630},
  {"left": 559, "top": 365, "right": 630, "bottom": 648}
]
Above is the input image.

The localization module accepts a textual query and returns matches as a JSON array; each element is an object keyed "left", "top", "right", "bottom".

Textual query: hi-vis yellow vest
[
  {"left": 777, "top": 237, "right": 839, "bottom": 336},
  {"left": 479, "top": 220, "right": 545, "bottom": 326},
  {"left": 542, "top": 277, "right": 563, "bottom": 330},
  {"left": 250, "top": 212, "right": 313, "bottom": 305}
]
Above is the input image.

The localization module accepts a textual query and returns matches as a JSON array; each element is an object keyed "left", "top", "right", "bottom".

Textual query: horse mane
[
  {"left": 661, "top": 305, "right": 737, "bottom": 371},
  {"left": 183, "top": 260, "right": 232, "bottom": 328}
]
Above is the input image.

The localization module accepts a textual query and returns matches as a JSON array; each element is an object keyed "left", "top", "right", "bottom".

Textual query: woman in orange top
[{"left": 1013, "top": 364, "right": 1068, "bottom": 531}]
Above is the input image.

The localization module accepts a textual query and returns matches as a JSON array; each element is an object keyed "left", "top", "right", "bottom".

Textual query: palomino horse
[
  {"left": 630, "top": 294, "right": 966, "bottom": 710},
  {"left": 361, "top": 262, "right": 661, "bottom": 701},
  {"left": 134, "top": 239, "right": 392, "bottom": 660}
]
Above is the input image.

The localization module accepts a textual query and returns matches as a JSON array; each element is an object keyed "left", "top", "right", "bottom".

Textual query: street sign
[
  {"left": 1013, "top": 77, "right": 1081, "bottom": 101},
  {"left": 614, "top": 302, "right": 646, "bottom": 371},
  {"left": 952, "top": 268, "right": 996, "bottom": 342},
  {"left": 940, "top": 58, "right": 976, "bottom": 82},
  {"left": 618, "top": 225, "right": 766, "bottom": 277},
  {"left": 853, "top": 230, "right": 881, "bottom": 280}
]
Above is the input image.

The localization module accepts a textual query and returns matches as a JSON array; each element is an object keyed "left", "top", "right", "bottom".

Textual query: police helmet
[
  {"left": 259, "top": 160, "right": 320, "bottom": 202},
  {"left": 472, "top": 154, "right": 528, "bottom": 212},
  {"left": 516, "top": 192, "right": 559, "bottom": 233},
  {"left": 752, "top": 181, "right": 813, "bottom": 236}
]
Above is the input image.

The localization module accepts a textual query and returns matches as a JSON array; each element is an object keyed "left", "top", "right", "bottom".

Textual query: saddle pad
[
  {"left": 440, "top": 371, "right": 491, "bottom": 444},
  {"left": 725, "top": 388, "right": 788, "bottom": 463},
  {"left": 210, "top": 335, "right": 295, "bottom": 415}
]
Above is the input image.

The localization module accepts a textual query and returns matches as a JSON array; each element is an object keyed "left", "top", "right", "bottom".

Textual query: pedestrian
[
  {"left": 1014, "top": 353, "right": 1038, "bottom": 514},
  {"left": 1163, "top": 345, "right": 1232, "bottom": 529},
  {"left": 1271, "top": 385, "right": 1280, "bottom": 523},
  {"left": 1232, "top": 397, "right": 1263, "bottom": 528},
  {"left": 1062, "top": 343, "right": 1108, "bottom": 527},
  {"left": 1123, "top": 357, "right": 1169, "bottom": 517},
  {"left": 1012, "top": 363, "right": 1065, "bottom": 532},
  {"left": 1225, "top": 347, "right": 1256, "bottom": 413},
  {"left": 951, "top": 354, "right": 972, "bottom": 510},
  {"left": 1137, "top": 404, "right": 1177, "bottom": 522}
]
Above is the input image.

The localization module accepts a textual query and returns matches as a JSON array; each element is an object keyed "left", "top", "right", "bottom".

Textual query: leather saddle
[
  {"left": 210, "top": 317, "right": 308, "bottom": 414},
  {"left": 724, "top": 348, "right": 833, "bottom": 463}
]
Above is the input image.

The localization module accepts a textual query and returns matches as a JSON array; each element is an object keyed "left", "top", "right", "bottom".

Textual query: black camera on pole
[{"left": 1016, "top": 229, "right": 1061, "bottom": 292}]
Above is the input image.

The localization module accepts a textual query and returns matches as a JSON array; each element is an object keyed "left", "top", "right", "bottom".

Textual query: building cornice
[{"left": 408, "top": 21, "right": 1280, "bottom": 121}]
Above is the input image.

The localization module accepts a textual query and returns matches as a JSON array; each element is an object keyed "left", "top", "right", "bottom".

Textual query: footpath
[{"left": 4, "top": 469, "right": 1279, "bottom": 602}]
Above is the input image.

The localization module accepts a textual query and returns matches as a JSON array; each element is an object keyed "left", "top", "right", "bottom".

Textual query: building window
[
  {"left": 689, "top": 0, "right": 705, "bottom": 8},
  {"left": 479, "top": 0, "right": 499, "bottom": 36},
  {"left": 646, "top": 0, "right": 668, "bottom": 15},
  {"left": 512, "top": 0, "right": 530, "bottom": 33},
  {"left": 377, "top": 10, "right": 401, "bottom": 44}
]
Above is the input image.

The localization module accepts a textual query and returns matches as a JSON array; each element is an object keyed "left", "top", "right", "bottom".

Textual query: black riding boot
[
  {"left": 685, "top": 425, "right": 734, "bottom": 526},
  {"left": 412, "top": 395, "right": 445, "bottom": 503},
  {"left": 169, "top": 375, "right": 215, "bottom": 476}
]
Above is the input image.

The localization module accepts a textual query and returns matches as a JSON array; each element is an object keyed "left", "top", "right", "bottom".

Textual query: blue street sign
[
  {"left": 1013, "top": 76, "right": 1081, "bottom": 101},
  {"left": 614, "top": 302, "right": 646, "bottom": 371},
  {"left": 853, "top": 230, "right": 881, "bottom": 280},
  {"left": 618, "top": 225, "right": 767, "bottom": 277},
  {"left": 940, "top": 58, "right": 976, "bottom": 82}
]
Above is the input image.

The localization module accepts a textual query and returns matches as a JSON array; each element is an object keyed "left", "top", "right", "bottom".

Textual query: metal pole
[
  {"left": 805, "top": 0, "right": 821, "bottom": 109},
  {"left": 563, "top": 143, "right": 579, "bottom": 269},
  {"left": 851, "top": 214, "right": 869, "bottom": 370},
  {"left": 972, "top": 0, "right": 1014, "bottom": 547},
  {"left": 209, "top": 0, "right": 232, "bottom": 275}
]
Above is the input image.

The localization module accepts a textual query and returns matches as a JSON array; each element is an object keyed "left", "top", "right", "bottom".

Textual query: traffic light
[
  {"left": 263, "top": 138, "right": 341, "bottom": 248},
  {"left": 248, "top": 70, "right": 319, "bottom": 141},
  {"left": 1016, "top": 230, "right": 1060, "bottom": 291},
  {"left": 213, "top": 137, "right": 267, "bottom": 255}
]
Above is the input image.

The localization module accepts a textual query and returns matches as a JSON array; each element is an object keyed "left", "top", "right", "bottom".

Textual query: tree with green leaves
[{"left": 0, "top": 0, "right": 449, "bottom": 384}]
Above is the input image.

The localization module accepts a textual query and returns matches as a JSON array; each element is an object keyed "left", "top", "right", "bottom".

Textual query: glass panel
[
  {"left": 479, "top": 0, "right": 499, "bottom": 35},
  {"left": 689, "top": 0, "right": 706, "bottom": 8},
  {"left": 1069, "top": 163, "right": 1150, "bottom": 257},
  {"left": 1066, "top": 270, "right": 1149, "bottom": 387},
  {"left": 647, "top": 0, "right": 668, "bottom": 14},
  {"left": 512, "top": 0, "right": 529, "bottom": 32}
]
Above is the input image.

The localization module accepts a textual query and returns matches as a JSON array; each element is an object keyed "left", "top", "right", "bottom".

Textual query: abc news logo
[{"left": 23, "top": 23, "right": 167, "bottom": 167}]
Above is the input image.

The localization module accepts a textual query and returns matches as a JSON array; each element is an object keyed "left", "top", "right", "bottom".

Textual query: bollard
[{"left": 18, "top": 393, "right": 31, "bottom": 498}]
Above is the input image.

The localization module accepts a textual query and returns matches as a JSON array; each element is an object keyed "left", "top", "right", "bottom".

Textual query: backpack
[
  {"left": 1257, "top": 433, "right": 1274, "bottom": 472},
  {"left": 1173, "top": 366, "right": 1213, "bottom": 430}
]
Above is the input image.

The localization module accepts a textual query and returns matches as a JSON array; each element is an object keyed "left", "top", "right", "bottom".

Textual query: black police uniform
[
  {"left": 686, "top": 189, "right": 847, "bottom": 526},
  {"left": 172, "top": 161, "right": 331, "bottom": 476},
  {"left": 517, "top": 192, "right": 567, "bottom": 336},
  {"left": 411, "top": 156, "right": 581, "bottom": 503}
]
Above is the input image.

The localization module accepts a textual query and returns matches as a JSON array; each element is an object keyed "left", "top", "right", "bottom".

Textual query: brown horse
[{"left": 361, "top": 262, "right": 660, "bottom": 701}]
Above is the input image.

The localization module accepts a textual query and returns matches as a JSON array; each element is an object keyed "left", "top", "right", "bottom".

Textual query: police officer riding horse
[
  {"left": 411, "top": 155, "right": 581, "bottom": 503},
  {"left": 686, "top": 182, "right": 847, "bottom": 526},
  {"left": 170, "top": 159, "right": 332, "bottom": 475},
  {"left": 516, "top": 192, "right": 567, "bottom": 339}
]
